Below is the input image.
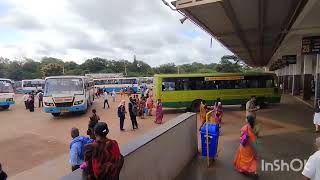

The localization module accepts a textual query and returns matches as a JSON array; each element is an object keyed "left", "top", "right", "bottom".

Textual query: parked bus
[
  {"left": 43, "top": 76, "right": 95, "bottom": 117},
  {"left": 0, "top": 78, "right": 15, "bottom": 110},
  {"left": 137, "top": 77, "right": 154, "bottom": 89},
  {"left": 94, "top": 77, "right": 139, "bottom": 93},
  {"left": 154, "top": 73, "right": 281, "bottom": 111},
  {"left": 22, "top": 79, "right": 45, "bottom": 94}
]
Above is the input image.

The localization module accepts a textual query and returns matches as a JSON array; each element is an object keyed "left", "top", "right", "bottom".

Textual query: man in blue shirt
[{"left": 69, "top": 127, "right": 93, "bottom": 171}]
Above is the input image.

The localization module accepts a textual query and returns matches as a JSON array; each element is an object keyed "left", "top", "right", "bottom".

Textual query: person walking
[
  {"left": 22, "top": 93, "right": 29, "bottom": 109},
  {"left": 111, "top": 89, "right": 116, "bottom": 102},
  {"left": 118, "top": 100, "right": 126, "bottom": 131},
  {"left": 103, "top": 91, "right": 110, "bottom": 109},
  {"left": 302, "top": 137, "right": 320, "bottom": 180},
  {"left": 138, "top": 97, "right": 146, "bottom": 119},
  {"left": 234, "top": 116, "right": 258, "bottom": 176},
  {"left": 213, "top": 101, "right": 223, "bottom": 124},
  {"left": 147, "top": 96, "right": 154, "bottom": 116},
  {"left": 199, "top": 100, "right": 207, "bottom": 123},
  {"left": 128, "top": 97, "right": 138, "bottom": 129},
  {"left": 246, "top": 96, "right": 260, "bottom": 120},
  {"left": 0, "top": 163, "right": 8, "bottom": 180},
  {"left": 155, "top": 99, "right": 164, "bottom": 124},
  {"left": 37, "top": 91, "right": 44, "bottom": 108},
  {"left": 120, "top": 88, "right": 124, "bottom": 98},
  {"left": 84, "top": 122, "right": 124, "bottom": 180},
  {"left": 69, "top": 127, "right": 93, "bottom": 171},
  {"left": 90, "top": 109, "right": 100, "bottom": 122},
  {"left": 28, "top": 93, "right": 35, "bottom": 112},
  {"left": 314, "top": 100, "right": 320, "bottom": 133}
]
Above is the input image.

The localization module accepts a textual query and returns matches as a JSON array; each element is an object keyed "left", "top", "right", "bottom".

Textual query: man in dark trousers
[
  {"left": 0, "top": 163, "right": 8, "bottom": 180},
  {"left": 128, "top": 97, "right": 138, "bottom": 130}
]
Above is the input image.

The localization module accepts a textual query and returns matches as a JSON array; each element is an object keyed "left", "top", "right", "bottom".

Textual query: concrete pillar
[
  {"left": 292, "top": 55, "right": 302, "bottom": 96},
  {"left": 283, "top": 66, "right": 289, "bottom": 92},
  {"left": 288, "top": 64, "right": 294, "bottom": 92},
  {"left": 315, "top": 54, "right": 320, "bottom": 106},
  {"left": 303, "top": 55, "right": 314, "bottom": 100}
]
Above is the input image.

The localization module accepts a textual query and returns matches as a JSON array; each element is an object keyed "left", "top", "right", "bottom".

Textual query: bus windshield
[
  {"left": 0, "top": 81, "right": 13, "bottom": 93},
  {"left": 23, "top": 80, "right": 44, "bottom": 87},
  {"left": 45, "top": 78, "right": 83, "bottom": 96}
]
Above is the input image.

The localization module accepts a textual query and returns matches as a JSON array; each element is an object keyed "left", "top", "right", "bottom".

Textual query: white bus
[
  {"left": 0, "top": 78, "right": 15, "bottom": 110},
  {"left": 137, "top": 77, "right": 154, "bottom": 89},
  {"left": 43, "top": 76, "right": 95, "bottom": 117},
  {"left": 94, "top": 77, "right": 139, "bottom": 93},
  {"left": 22, "top": 79, "right": 45, "bottom": 94}
]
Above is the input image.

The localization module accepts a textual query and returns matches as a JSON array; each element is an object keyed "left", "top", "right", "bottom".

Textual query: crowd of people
[
  {"left": 68, "top": 87, "right": 164, "bottom": 179},
  {"left": 22, "top": 91, "right": 43, "bottom": 112}
]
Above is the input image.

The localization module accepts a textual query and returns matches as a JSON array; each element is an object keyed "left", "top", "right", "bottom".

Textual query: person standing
[
  {"left": 103, "top": 91, "right": 110, "bottom": 109},
  {"left": 302, "top": 137, "right": 320, "bottom": 180},
  {"left": 120, "top": 88, "right": 124, "bottom": 98},
  {"left": 155, "top": 99, "right": 164, "bottom": 124},
  {"left": 128, "top": 97, "right": 138, "bottom": 129},
  {"left": 214, "top": 101, "right": 223, "bottom": 124},
  {"left": 69, "top": 127, "right": 93, "bottom": 171},
  {"left": 90, "top": 109, "right": 100, "bottom": 122},
  {"left": 314, "top": 100, "right": 320, "bottom": 133},
  {"left": 111, "top": 89, "right": 116, "bottom": 102},
  {"left": 22, "top": 93, "right": 29, "bottom": 109},
  {"left": 37, "top": 91, "right": 44, "bottom": 108},
  {"left": 234, "top": 116, "right": 258, "bottom": 175},
  {"left": 84, "top": 122, "right": 124, "bottom": 180},
  {"left": 246, "top": 96, "right": 260, "bottom": 120},
  {"left": 147, "top": 96, "right": 154, "bottom": 116},
  {"left": 118, "top": 100, "right": 126, "bottom": 131},
  {"left": 0, "top": 163, "right": 8, "bottom": 180}
]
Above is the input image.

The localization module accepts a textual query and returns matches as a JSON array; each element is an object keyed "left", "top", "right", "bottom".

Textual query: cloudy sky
[{"left": 0, "top": 0, "right": 231, "bottom": 67}]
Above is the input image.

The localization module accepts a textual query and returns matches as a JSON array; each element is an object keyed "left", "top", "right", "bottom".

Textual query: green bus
[{"left": 153, "top": 72, "right": 281, "bottom": 111}]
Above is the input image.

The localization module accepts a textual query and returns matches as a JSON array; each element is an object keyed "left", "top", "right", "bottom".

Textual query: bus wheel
[
  {"left": 1, "top": 105, "right": 9, "bottom": 110},
  {"left": 52, "top": 113, "right": 61, "bottom": 117},
  {"left": 191, "top": 100, "right": 202, "bottom": 112}
]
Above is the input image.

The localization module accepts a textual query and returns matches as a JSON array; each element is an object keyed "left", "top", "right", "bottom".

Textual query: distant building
[{"left": 85, "top": 73, "right": 124, "bottom": 79}]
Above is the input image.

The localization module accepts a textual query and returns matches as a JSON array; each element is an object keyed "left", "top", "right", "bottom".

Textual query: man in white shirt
[
  {"left": 246, "top": 96, "right": 260, "bottom": 119},
  {"left": 22, "top": 93, "right": 29, "bottom": 109},
  {"left": 303, "top": 137, "right": 320, "bottom": 180},
  {"left": 103, "top": 91, "right": 110, "bottom": 109}
]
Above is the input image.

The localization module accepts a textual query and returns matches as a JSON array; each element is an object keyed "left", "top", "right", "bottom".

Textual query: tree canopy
[{"left": 0, "top": 56, "right": 261, "bottom": 80}]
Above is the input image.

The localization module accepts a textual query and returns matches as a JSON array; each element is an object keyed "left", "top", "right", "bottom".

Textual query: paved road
[
  {"left": 0, "top": 94, "right": 182, "bottom": 180},
  {"left": 176, "top": 94, "right": 317, "bottom": 180}
]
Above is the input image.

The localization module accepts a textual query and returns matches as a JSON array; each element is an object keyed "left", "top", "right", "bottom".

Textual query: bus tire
[
  {"left": 52, "top": 113, "right": 61, "bottom": 117},
  {"left": 1, "top": 105, "right": 9, "bottom": 110},
  {"left": 191, "top": 99, "right": 202, "bottom": 112}
]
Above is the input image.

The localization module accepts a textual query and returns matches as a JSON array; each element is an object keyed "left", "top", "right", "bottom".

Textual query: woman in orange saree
[
  {"left": 199, "top": 101, "right": 207, "bottom": 123},
  {"left": 234, "top": 115, "right": 258, "bottom": 175}
]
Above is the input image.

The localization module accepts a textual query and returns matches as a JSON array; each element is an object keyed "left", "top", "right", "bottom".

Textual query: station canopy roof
[{"left": 174, "top": 0, "right": 308, "bottom": 67}]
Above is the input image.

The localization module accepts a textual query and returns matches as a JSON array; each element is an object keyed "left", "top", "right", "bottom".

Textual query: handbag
[{"left": 240, "top": 126, "right": 249, "bottom": 146}]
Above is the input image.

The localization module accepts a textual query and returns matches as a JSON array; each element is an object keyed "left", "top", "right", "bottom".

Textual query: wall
[{"left": 61, "top": 112, "right": 198, "bottom": 180}]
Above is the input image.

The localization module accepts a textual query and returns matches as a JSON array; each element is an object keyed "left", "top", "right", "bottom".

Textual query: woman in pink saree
[
  {"left": 214, "top": 102, "right": 223, "bottom": 124},
  {"left": 155, "top": 99, "right": 163, "bottom": 124}
]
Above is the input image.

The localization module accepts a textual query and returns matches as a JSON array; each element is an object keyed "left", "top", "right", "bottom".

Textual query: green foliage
[
  {"left": 0, "top": 55, "right": 259, "bottom": 80},
  {"left": 41, "top": 63, "right": 64, "bottom": 77}
]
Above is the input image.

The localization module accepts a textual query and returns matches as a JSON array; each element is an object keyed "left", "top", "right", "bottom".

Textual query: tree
[
  {"left": 216, "top": 59, "right": 243, "bottom": 73},
  {"left": 6, "top": 61, "right": 23, "bottom": 80},
  {"left": 81, "top": 57, "right": 107, "bottom": 73},
  {"left": 22, "top": 59, "right": 41, "bottom": 79},
  {"left": 153, "top": 63, "right": 177, "bottom": 74},
  {"left": 41, "top": 63, "right": 64, "bottom": 77}
]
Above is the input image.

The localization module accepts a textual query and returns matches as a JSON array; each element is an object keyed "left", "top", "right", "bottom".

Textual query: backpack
[
  {"left": 70, "top": 136, "right": 94, "bottom": 161},
  {"left": 240, "top": 127, "right": 249, "bottom": 146}
]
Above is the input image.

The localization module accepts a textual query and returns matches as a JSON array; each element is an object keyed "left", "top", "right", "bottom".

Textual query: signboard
[
  {"left": 302, "top": 36, "right": 320, "bottom": 54},
  {"left": 282, "top": 55, "right": 296, "bottom": 65},
  {"left": 205, "top": 76, "right": 244, "bottom": 81}
]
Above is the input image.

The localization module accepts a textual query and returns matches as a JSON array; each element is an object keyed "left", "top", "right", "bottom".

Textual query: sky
[{"left": 0, "top": 0, "right": 231, "bottom": 67}]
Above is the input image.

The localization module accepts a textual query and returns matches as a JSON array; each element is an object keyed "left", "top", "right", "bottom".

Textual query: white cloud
[{"left": 0, "top": 0, "right": 231, "bottom": 66}]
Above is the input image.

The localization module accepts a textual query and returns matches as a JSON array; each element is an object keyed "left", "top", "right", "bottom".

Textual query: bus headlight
[
  {"left": 6, "top": 98, "right": 13, "bottom": 102},
  {"left": 44, "top": 102, "right": 54, "bottom": 106},
  {"left": 74, "top": 100, "right": 84, "bottom": 105}
]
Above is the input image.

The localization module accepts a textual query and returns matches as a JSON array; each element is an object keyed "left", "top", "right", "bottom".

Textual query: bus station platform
[{"left": 176, "top": 94, "right": 316, "bottom": 180}]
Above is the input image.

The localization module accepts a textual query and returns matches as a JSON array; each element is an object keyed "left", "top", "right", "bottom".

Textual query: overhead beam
[
  {"left": 258, "top": 0, "right": 266, "bottom": 66},
  {"left": 220, "top": 0, "right": 254, "bottom": 64}
]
